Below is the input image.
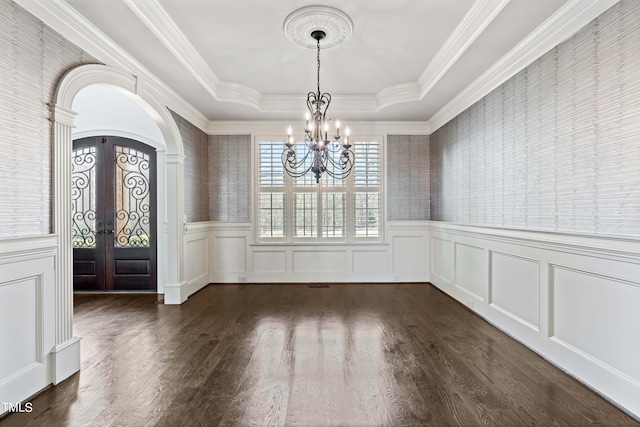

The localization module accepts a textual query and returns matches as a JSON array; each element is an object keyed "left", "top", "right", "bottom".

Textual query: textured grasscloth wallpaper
[
  {"left": 208, "top": 135, "right": 251, "bottom": 222},
  {"left": 387, "top": 135, "right": 430, "bottom": 221},
  {"left": 430, "top": 0, "right": 640, "bottom": 237},
  {"left": 170, "top": 111, "right": 210, "bottom": 223},
  {"left": 0, "top": 1, "right": 96, "bottom": 238}
]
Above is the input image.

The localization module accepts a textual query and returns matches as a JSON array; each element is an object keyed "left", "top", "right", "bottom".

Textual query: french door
[{"left": 72, "top": 136, "right": 157, "bottom": 292}]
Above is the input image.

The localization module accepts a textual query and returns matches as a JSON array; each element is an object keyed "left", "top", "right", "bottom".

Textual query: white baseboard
[
  {"left": 163, "top": 277, "right": 209, "bottom": 304},
  {"left": 51, "top": 336, "right": 81, "bottom": 385},
  {"left": 163, "top": 281, "right": 188, "bottom": 305}
]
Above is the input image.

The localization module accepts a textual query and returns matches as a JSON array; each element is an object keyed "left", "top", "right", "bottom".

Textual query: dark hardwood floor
[{"left": 2, "top": 284, "right": 638, "bottom": 426}]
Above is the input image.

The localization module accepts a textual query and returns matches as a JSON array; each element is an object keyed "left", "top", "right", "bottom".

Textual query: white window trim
[{"left": 253, "top": 134, "right": 386, "bottom": 244}]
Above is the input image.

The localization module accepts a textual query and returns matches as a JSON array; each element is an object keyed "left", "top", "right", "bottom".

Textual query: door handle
[{"left": 105, "top": 229, "right": 114, "bottom": 234}]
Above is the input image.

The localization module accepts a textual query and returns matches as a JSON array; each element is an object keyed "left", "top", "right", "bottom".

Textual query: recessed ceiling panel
[
  {"left": 56, "top": 0, "right": 593, "bottom": 122},
  {"left": 158, "top": 0, "right": 474, "bottom": 95}
]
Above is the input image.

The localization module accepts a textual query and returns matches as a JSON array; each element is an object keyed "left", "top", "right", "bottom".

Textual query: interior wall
[
  {"left": 387, "top": 135, "right": 430, "bottom": 221},
  {"left": 430, "top": 0, "right": 640, "bottom": 237},
  {"left": 0, "top": 0, "right": 96, "bottom": 237},
  {"left": 171, "top": 110, "right": 209, "bottom": 223},
  {"left": 208, "top": 135, "right": 251, "bottom": 222}
]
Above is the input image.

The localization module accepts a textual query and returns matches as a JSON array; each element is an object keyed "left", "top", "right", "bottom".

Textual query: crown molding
[
  {"left": 418, "top": 0, "right": 510, "bottom": 98},
  {"left": 14, "top": 0, "right": 209, "bottom": 133},
  {"left": 427, "top": 0, "right": 620, "bottom": 132},
  {"left": 216, "top": 82, "right": 263, "bottom": 108},
  {"left": 376, "top": 83, "right": 421, "bottom": 109},
  {"left": 16, "top": 0, "right": 619, "bottom": 132},
  {"left": 260, "top": 94, "right": 382, "bottom": 114},
  {"left": 122, "top": 0, "right": 220, "bottom": 96},
  {"left": 208, "top": 121, "right": 430, "bottom": 136},
  {"left": 115, "top": 0, "right": 608, "bottom": 123},
  {"left": 123, "top": 0, "right": 265, "bottom": 110},
  {"left": 101, "top": 0, "right": 490, "bottom": 115},
  {"left": 119, "top": 0, "right": 418, "bottom": 114}
]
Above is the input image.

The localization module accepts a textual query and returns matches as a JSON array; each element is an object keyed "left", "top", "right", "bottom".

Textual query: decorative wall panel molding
[
  {"left": 214, "top": 236, "right": 247, "bottom": 274},
  {"left": 253, "top": 250, "right": 287, "bottom": 274},
  {"left": 353, "top": 250, "right": 387, "bottom": 274},
  {"left": 184, "top": 229, "right": 208, "bottom": 287},
  {"left": 429, "top": 221, "right": 640, "bottom": 419},
  {"left": 0, "top": 236, "right": 56, "bottom": 414},
  {"left": 453, "top": 242, "right": 485, "bottom": 302},
  {"left": 430, "top": 236, "right": 453, "bottom": 284},
  {"left": 550, "top": 264, "right": 640, "bottom": 384},
  {"left": 490, "top": 251, "right": 540, "bottom": 330},
  {"left": 201, "top": 221, "right": 429, "bottom": 284}
]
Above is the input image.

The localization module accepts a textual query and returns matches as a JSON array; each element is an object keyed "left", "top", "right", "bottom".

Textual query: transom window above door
[{"left": 255, "top": 137, "right": 383, "bottom": 243}]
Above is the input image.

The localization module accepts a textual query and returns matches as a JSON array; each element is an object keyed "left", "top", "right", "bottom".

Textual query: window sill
[{"left": 250, "top": 240, "right": 388, "bottom": 247}]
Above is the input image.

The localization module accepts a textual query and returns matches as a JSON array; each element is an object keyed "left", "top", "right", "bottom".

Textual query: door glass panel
[
  {"left": 114, "top": 145, "right": 151, "bottom": 247},
  {"left": 71, "top": 146, "right": 97, "bottom": 247}
]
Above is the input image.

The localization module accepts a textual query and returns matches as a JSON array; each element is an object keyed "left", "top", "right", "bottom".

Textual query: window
[{"left": 256, "top": 137, "right": 382, "bottom": 242}]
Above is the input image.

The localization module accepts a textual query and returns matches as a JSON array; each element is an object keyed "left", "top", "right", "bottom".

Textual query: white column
[
  {"left": 163, "top": 153, "right": 186, "bottom": 304},
  {"left": 50, "top": 104, "right": 81, "bottom": 384},
  {"left": 155, "top": 149, "right": 167, "bottom": 295}
]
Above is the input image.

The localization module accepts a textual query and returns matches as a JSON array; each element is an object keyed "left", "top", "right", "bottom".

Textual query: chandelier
[{"left": 283, "top": 29, "right": 355, "bottom": 183}]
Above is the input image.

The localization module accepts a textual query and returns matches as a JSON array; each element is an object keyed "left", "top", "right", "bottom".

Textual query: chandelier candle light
[{"left": 283, "top": 29, "right": 355, "bottom": 183}]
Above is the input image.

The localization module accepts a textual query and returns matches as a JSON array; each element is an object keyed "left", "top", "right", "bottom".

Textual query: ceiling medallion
[{"left": 283, "top": 5, "right": 353, "bottom": 50}]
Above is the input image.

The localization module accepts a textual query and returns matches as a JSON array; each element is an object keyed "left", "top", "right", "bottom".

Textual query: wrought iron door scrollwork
[
  {"left": 114, "top": 146, "right": 151, "bottom": 247},
  {"left": 71, "top": 147, "right": 97, "bottom": 247}
]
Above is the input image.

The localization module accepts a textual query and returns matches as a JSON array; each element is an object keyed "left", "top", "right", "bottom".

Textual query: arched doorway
[{"left": 49, "top": 63, "right": 186, "bottom": 383}]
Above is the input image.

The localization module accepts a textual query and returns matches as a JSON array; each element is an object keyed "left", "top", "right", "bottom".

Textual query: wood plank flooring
[{"left": 2, "top": 283, "right": 638, "bottom": 426}]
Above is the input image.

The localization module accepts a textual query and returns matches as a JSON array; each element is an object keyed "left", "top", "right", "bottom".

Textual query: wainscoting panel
[
  {"left": 388, "top": 221, "right": 429, "bottom": 282},
  {"left": 0, "top": 236, "right": 56, "bottom": 414},
  {"left": 430, "top": 236, "right": 452, "bottom": 285},
  {"left": 0, "top": 277, "right": 39, "bottom": 380},
  {"left": 490, "top": 251, "right": 540, "bottom": 330},
  {"left": 391, "top": 236, "right": 425, "bottom": 277},
  {"left": 454, "top": 242, "right": 485, "bottom": 302},
  {"left": 202, "top": 221, "right": 429, "bottom": 284},
  {"left": 214, "top": 236, "right": 247, "bottom": 273},
  {"left": 551, "top": 265, "right": 640, "bottom": 384},
  {"left": 185, "top": 236, "right": 207, "bottom": 282},
  {"left": 253, "top": 251, "right": 287, "bottom": 273},
  {"left": 207, "top": 222, "right": 251, "bottom": 283},
  {"left": 165, "top": 223, "right": 211, "bottom": 304},
  {"left": 293, "top": 250, "right": 347, "bottom": 274},
  {"left": 353, "top": 250, "right": 387, "bottom": 274},
  {"left": 429, "top": 221, "right": 640, "bottom": 419}
]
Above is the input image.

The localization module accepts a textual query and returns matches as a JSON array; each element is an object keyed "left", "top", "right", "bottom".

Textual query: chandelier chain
[{"left": 316, "top": 38, "right": 321, "bottom": 95}]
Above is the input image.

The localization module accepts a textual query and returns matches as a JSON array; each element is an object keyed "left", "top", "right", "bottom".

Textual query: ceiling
[{"left": 20, "top": 0, "right": 614, "bottom": 126}]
